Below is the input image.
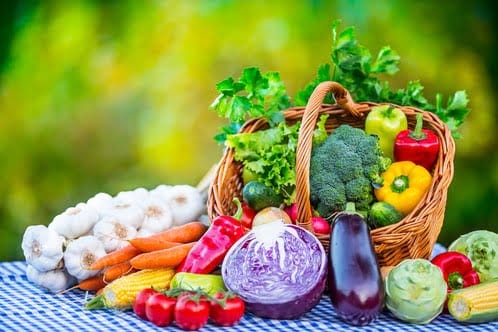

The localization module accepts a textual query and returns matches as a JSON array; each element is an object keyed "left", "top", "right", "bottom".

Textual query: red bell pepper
[
  {"left": 393, "top": 113, "right": 440, "bottom": 171},
  {"left": 240, "top": 202, "right": 256, "bottom": 229},
  {"left": 176, "top": 199, "right": 246, "bottom": 274},
  {"left": 431, "top": 251, "right": 480, "bottom": 306}
]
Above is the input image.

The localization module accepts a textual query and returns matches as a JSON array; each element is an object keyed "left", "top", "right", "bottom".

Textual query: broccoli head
[{"left": 309, "top": 124, "right": 391, "bottom": 219}]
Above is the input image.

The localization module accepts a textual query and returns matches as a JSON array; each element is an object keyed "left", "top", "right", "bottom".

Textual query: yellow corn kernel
[
  {"left": 448, "top": 279, "right": 498, "bottom": 323},
  {"left": 85, "top": 268, "right": 175, "bottom": 310}
]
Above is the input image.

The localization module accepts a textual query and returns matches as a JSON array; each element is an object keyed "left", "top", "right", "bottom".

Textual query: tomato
[
  {"left": 145, "top": 293, "right": 177, "bottom": 327},
  {"left": 209, "top": 292, "right": 245, "bottom": 327},
  {"left": 133, "top": 288, "right": 159, "bottom": 320},
  {"left": 174, "top": 293, "right": 210, "bottom": 331}
]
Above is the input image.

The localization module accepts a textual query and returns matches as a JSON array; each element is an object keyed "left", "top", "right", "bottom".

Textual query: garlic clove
[
  {"left": 26, "top": 265, "right": 77, "bottom": 293},
  {"left": 21, "top": 225, "right": 65, "bottom": 272},
  {"left": 163, "top": 185, "right": 205, "bottom": 226},
  {"left": 63, "top": 235, "right": 106, "bottom": 280},
  {"left": 93, "top": 217, "right": 138, "bottom": 253}
]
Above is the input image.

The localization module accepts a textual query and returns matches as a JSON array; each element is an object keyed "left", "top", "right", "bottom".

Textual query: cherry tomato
[
  {"left": 174, "top": 293, "right": 210, "bottom": 331},
  {"left": 133, "top": 288, "right": 159, "bottom": 320},
  {"left": 209, "top": 292, "right": 245, "bottom": 327},
  {"left": 145, "top": 293, "right": 177, "bottom": 327}
]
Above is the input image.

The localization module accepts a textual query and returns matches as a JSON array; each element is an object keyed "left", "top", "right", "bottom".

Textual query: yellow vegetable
[
  {"left": 374, "top": 161, "right": 432, "bottom": 215},
  {"left": 448, "top": 278, "right": 498, "bottom": 323},
  {"left": 85, "top": 268, "right": 175, "bottom": 310}
]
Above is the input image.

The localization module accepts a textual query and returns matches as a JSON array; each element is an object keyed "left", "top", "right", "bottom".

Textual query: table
[{"left": 0, "top": 261, "right": 495, "bottom": 332}]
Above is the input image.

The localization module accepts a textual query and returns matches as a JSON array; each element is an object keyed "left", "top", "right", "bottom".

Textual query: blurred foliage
[{"left": 0, "top": 0, "right": 496, "bottom": 261}]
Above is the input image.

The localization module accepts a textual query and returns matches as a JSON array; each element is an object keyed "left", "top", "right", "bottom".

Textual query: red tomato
[
  {"left": 133, "top": 288, "right": 159, "bottom": 320},
  {"left": 209, "top": 293, "right": 245, "bottom": 327},
  {"left": 174, "top": 293, "right": 210, "bottom": 331},
  {"left": 145, "top": 293, "right": 177, "bottom": 327}
]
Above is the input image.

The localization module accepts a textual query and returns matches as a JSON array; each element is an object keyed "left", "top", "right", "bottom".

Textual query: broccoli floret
[{"left": 309, "top": 124, "right": 391, "bottom": 218}]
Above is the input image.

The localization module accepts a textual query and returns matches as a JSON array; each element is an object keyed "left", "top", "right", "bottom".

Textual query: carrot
[
  {"left": 77, "top": 274, "right": 107, "bottom": 291},
  {"left": 130, "top": 242, "right": 196, "bottom": 270},
  {"left": 129, "top": 238, "right": 183, "bottom": 252},
  {"left": 89, "top": 245, "right": 142, "bottom": 270},
  {"left": 129, "top": 222, "right": 207, "bottom": 248},
  {"left": 103, "top": 261, "right": 136, "bottom": 283}
]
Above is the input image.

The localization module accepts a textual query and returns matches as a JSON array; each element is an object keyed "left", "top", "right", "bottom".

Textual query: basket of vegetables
[{"left": 207, "top": 22, "right": 466, "bottom": 268}]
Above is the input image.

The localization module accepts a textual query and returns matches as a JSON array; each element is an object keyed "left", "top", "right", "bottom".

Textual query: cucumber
[
  {"left": 242, "top": 181, "right": 283, "bottom": 211},
  {"left": 369, "top": 202, "right": 403, "bottom": 228}
]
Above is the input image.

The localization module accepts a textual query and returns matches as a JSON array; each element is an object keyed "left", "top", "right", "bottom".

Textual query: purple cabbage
[{"left": 221, "top": 221, "right": 327, "bottom": 319}]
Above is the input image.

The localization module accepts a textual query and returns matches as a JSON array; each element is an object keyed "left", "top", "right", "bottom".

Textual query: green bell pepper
[
  {"left": 170, "top": 272, "right": 226, "bottom": 296},
  {"left": 365, "top": 105, "right": 407, "bottom": 159}
]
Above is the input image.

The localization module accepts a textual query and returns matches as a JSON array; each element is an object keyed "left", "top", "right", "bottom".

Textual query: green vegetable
[
  {"left": 210, "top": 67, "right": 291, "bottom": 143},
  {"left": 369, "top": 201, "right": 403, "bottom": 228},
  {"left": 448, "top": 230, "right": 498, "bottom": 282},
  {"left": 225, "top": 116, "right": 329, "bottom": 205},
  {"left": 365, "top": 105, "right": 408, "bottom": 159},
  {"left": 242, "top": 181, "right": 284, "bottom": 211},
  {"left": 309, "top": 124, "right": 391, "bottom": 219},
  {"left": 295, "top": 20, "right": 470, "bottom": 139},
  {"left": 170, "top": 272, "right": 226, "bottom": 296},
  {"left": 385, "top": 259, "right": 447, "bottom": 324}
]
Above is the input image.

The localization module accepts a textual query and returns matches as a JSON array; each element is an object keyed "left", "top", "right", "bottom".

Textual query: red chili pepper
[
  {"left": 240, "top": 202, "right": 256, "bottom": 229},
  {"left": 393, "top": 113, "right": 440, "bottom": 171},
  {"left": 176, "top": 199, "right": 246, "bottom": 274},
  {"left": 431, "top": 251, "right": 480, "bottom": 306}
]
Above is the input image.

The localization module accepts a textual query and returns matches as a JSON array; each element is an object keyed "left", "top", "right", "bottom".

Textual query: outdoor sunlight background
[{"left": 0, "top": 0, "right": 496, "bottom": 260}]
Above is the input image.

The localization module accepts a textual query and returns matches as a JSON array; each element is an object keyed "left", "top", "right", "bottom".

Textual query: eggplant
[{"left": 328, "top": 202, "right": 385, "bottom": 326}]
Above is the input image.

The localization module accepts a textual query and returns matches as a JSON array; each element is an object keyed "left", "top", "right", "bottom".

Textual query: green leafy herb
[
  {"left": 210, "top": 67, "right": 291, "bottom": 143},
  {"left": 295, "top": 20, "right": 470, "bottom": 138}
]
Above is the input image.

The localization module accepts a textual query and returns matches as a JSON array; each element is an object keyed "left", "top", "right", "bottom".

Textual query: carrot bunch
[{"left": 73, "top": 221, "right": 207, "bottom": 292}]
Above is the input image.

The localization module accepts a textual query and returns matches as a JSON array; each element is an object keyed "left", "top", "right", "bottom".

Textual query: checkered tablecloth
[{"left": 0, "top": 261, "right": 496, "bottom": 332}]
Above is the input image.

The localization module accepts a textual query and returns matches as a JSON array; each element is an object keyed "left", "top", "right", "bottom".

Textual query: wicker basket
[{"left": 207, "top": 81, "right": 455, "bottom": 267}]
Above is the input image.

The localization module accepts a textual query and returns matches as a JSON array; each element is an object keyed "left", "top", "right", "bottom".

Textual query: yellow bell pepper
[{"left": 374, "top": 161, "right": 432, "bottom": 216}]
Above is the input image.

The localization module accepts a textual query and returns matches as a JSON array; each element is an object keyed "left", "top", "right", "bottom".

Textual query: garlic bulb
[
  {"left": 150, "top": 184, "right": 172, "bottom": 201},
  {"left": 21, "top": 225, "right": 65, "bottom": 272},
  {"left": 163, "top": 185, "right": 205, "bottom": 226},
  {"left": 86, "top": 192, "right": 113, "bottom": 214},
  {"left": 115, "top": 187, "right": 150, "bottom": 208},
  {"left": 101, "top": 198, "right": 145, "bottom": 229},
  {"left": 48, "top": 203, "right": 100, "bottom": 239},
  {"left": 93, "top": 217, "right": 138, "bottom": 253},
  {"left": 26, "top": 265, "right": 77, "bottom": 293},
  {"left": 63, "top": 235, "right": 106, "bottom": 280},
  {"left": 138, "top": 196, "right": 173, "bottom": 234}
]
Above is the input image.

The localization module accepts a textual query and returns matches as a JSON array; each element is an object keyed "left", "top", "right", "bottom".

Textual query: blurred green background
[{"left": 0, "top": 0, "right": 496, "bottom": 261}]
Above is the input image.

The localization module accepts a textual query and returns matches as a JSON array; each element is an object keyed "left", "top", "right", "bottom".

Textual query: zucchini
[
  {"left": 242, "top": 181, "right": 283, "bottom": 211},
  {"left": 448, "top": 278, "right": 498, "bottom": 323}
]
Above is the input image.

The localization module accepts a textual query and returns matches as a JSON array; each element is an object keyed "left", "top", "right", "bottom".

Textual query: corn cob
[
  {"left": 85, "top": 268, "right": 175, "bottom": 310},
  {"left": 448, "top": 278, "right": 498, "bottom": 323}
]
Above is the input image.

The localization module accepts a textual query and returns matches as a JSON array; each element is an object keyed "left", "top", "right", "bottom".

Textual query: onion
[{"left": 221, "top": 221, "right": 327, "bottom": 319}]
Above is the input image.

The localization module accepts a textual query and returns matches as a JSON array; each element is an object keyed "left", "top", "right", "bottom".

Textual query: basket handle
[{"left": 295, "top": 81, "right": 359, "bottom": 229}]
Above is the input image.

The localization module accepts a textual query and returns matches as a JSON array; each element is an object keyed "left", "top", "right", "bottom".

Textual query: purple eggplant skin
[{"left": 327, "top": 204, "right": 385, "bottom": 326}]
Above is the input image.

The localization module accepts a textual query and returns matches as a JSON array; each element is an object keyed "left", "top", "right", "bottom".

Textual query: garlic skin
[
  {"left": 93, "top": 217, "right": 138, "bottom": 253},
  {"left": 21, "top": 225, "right": 65, "bottom": 272},
  {"left": 101, "top": 199, "right": 145, "bottom": 229},
  {"left": 26, "top": 265, "right": 77, "bottom": 293},
  {"left": 164, "top": 185, "right": 205, "bottom": 226},
  {"left": 63, "top": 235, "right": 106, "bottom": 280},
  {"left": 138, "top": 196, "right": 173, "bottom": 234},
  {"left": 48, "top": 203, "right": 100, "bottom": 239}
]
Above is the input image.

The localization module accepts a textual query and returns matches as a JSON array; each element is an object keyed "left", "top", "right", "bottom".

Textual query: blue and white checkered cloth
[{"left": 0, "top": 261, "right": 496, "bottom": 332}]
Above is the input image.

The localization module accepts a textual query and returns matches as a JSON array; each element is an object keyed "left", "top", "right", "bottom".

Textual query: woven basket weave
[{"left": 207, "top": 81, "right": 455, "bottom": 267}]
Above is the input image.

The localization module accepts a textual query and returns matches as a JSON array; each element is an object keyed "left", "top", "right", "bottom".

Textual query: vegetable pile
[{"left": 19, "top": 20, "right": 498, "bottom": 331}]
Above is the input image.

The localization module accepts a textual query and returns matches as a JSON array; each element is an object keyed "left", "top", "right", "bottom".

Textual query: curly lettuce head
[{"left": 448, "top": 230, "right": 498, "bottom": 282}]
